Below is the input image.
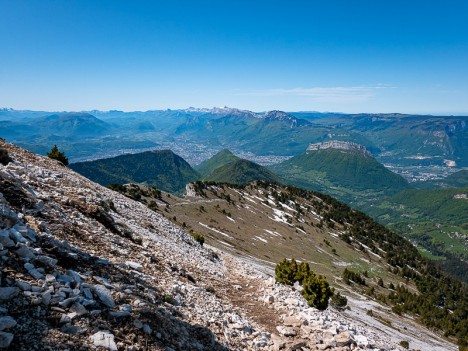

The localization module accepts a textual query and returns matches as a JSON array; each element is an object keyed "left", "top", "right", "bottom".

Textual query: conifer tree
[
  {"left": 301, "top": 274, "right": 333, "bottom": 310},
  {"left": 47, "top": 145, "right": 69, "bottom": 166}
]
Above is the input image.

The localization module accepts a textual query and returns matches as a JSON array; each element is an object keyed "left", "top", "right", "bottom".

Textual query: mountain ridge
[
  {"left": 204, "top": 158, "right": 279, "bottom": 185},
  {"left": 196, "top": 149, "right": 240, "bottom": 178},
  {"left": 70, "top": 149, "right": 200, "bottom": 193}
]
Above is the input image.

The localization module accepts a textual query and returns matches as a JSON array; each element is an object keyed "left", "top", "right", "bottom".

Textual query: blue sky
[{"left": 1, "top": 0, "right": 467, "bottom": 114}]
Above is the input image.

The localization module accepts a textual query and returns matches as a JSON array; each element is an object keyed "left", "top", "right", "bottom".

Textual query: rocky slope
[{"left": 0, "top": 141, "right": 455, "bottom": 350}]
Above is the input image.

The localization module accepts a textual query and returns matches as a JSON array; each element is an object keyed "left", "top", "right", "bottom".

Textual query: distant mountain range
[{"left": 3, "top": 108, "right": 466, "bottom": 174}]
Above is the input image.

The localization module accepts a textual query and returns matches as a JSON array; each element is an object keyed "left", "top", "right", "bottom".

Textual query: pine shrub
[
  {"left": 0, "top": 148, "right": 11, "bottom": 165},
  {"left": 275, "top": 258, "right": 333, "bottom": 310},
  {"left": 301, "top": 274, "right": 333, "bottom": 310},
  {"left": 47, "top": 144, "right": 69, "bottom": 165}
]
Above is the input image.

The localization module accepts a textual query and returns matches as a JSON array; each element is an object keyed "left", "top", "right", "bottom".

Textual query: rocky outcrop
[
  {"left": 263, "top": 111, "right": 310, "bottom": 128},
  {"left": 307, "top": 141, "right": 372, "bottom": 156}
]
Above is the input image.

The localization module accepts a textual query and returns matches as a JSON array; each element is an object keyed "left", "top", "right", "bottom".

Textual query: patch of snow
[
  {"left": 217, "top": 240, "right": 234, "bottom": 247},
  {"left": 252, "top": 195, "right": 264, "bottom": 202},
  {"left": 253, "top": 236, "right": 268, "bottom": 243},
  {"left": 244, "top": 196, "right": 257, "bottom": 204},
  {"left": 264, "top": 229, "right": 281, "bottom": 237},
  {"left": 279, "top": 202, "right": 296, "bottom": 212},
  {"left": 333, "top": 261, "right": 353, "bottom": 267},
  {"left": 198, "top": 222, "right": 232, "bottom": 238}
]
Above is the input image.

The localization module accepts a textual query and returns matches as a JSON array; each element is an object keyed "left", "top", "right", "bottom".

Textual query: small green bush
[
  {"left": 399, "top": 340, "right": 409, "bottom": 349},
  {"left": 163, "top": 294, "right": 173, "bottom": 304},
  {"left": 191, "top": 232, "right": 205, "bottom": 246},
  {"left": 275, "top": 258, "right": 299, "bottom": 285}
]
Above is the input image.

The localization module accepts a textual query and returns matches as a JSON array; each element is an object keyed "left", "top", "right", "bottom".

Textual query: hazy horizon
[
  {"left": 1, "top": 1, "right": 468, "bottom": 114},
  {"left": 2, "top": 105, "right": 468, "bottom": 117}
]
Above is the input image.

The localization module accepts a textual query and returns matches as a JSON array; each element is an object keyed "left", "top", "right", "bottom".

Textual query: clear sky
[{"left": 1, "top": 0, "right": 467, "bottom": 114}]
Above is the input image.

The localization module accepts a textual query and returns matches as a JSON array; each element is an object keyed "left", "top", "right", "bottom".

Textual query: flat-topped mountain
[
  {"left": 271, "top": 144, "right": 409, "bottom": 206},
  {"left": 70, "top": 150, "right": 200, "bottom": 193},
  {"left": 311, "top": 113, "right": 468, "bottom": 168},
  {"left": 307, "top": 141, "right": 372, "bottom": 157}
]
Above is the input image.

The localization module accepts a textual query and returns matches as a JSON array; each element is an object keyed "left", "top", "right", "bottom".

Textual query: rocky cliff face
[
  {"left": 0, "top": 141, "right": 454, "bottom": 350},
  {"left": 263, "top": 111, "right": 310, "bottom": 128},
  {"left": 307, "top": 141, "right": 372, "bottom": 157}
]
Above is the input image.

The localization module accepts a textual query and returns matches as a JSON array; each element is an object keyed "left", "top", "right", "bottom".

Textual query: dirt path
[{"left": 214, "top": 256, "right": 281, "bottom": 335}]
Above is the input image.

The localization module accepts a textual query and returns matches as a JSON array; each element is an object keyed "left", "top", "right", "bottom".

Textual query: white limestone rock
[{"left": 90, "top": 331, "right": 117, "bottom": 351}]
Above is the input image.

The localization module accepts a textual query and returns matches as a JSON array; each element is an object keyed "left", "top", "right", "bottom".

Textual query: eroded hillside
[{"left": 109, "top": 181, "right": 466, "bottom": 350}]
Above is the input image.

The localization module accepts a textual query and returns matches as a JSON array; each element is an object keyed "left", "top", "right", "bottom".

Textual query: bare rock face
[
  {"left": 185, "top": 183, "right": 200, "bottom": 197},
  {"left": 283, "top": 316, "right": 302, "bottom": 328},
  {"left": 276, "top": 325, "right": 297, "bottom": 337}
]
